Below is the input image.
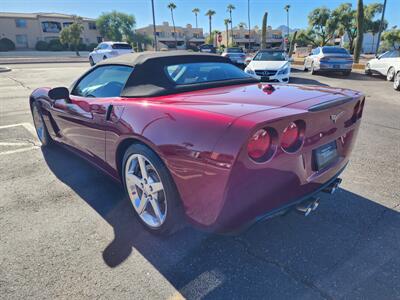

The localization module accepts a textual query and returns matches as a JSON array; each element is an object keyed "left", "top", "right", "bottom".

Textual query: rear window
[
  {"left": 322, "top": 47, "right": 348, "bottom": 54},
  {"left": 227, "top": 48, "right": 243, "bottom": 53},
  {"left": 165, "top": 62, "right": 251, "bottom": 85},
  {"left": 112, "top": 43, "right": 132, "bottom": 50}
]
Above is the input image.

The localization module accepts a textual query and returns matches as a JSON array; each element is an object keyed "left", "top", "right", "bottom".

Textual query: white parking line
[{"left": 0, "top": 122, "right": 40, "bottom": 156}]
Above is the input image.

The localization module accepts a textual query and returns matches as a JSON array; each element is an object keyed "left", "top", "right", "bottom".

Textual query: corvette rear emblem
[{"left": 330, "top": 111, "right": 344, "bottom": 124}]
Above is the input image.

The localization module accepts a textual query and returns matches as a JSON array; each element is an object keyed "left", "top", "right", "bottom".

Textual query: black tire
[
  {"left": 31, "top": 101, "right": 52, "bottom": 147},
  {"left": 387, "top": 67, "right": 395, "bottom": 81},
  {"left": 303, "top": 61, "right": 308, "bottom": 72},
  {"left": 122, "top": 143, "right": 184, "bottom": 235},
  {"left": 365, "top": 63, "right": 372, "bottom": 75},
  {"left": 103, "top": 55, "right": 107, "bottom": 61},
  {"left": 394, "top": 71, "right": 400, "bottom": 91},
  {"left": 343, "top": 70, "right": 351, "bottom": 76},
  {"left": 89, "top": 56, "right": 95, "bottom": 66}
]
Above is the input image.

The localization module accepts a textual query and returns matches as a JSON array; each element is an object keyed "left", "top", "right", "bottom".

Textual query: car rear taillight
[
  {"left": 247, "top": 129, "right": 271, "bottom": 160},
  {"left": 281, "top": 122, "right": 299, "bottom": 149},
  {"left": 281, "top": 121, "right": 305, "bottom": 152}
]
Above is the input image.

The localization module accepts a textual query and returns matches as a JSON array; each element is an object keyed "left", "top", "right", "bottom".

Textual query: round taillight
[
  {"left": 247, "top": 129, "right": 271, "bottom": 160},
  {"left": 281, "top": 122, "right": 300, "bottom": 150}
]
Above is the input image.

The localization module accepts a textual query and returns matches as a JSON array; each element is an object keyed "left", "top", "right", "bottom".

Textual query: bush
[
  {"left": 87, "top": 43, "right": 98, "bottom": 51},
  {"left": 48, "top": 39, "right": 66, "bottom": 51},
  {"left": 77, "top": 43, "right": 87, "bottom": 51},
  {"left": 0, "top": 38, "right": 16, "bottom": 51},
  {"left": 35, "top": 41, "right": 48, "bottom": 51}
]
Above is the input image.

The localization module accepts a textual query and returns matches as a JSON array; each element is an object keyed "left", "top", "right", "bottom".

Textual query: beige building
[
  {"left": 220, "top": 25, "right": 283, "bottom": 50},
  {"left": 136, "top": 22, "right": 205, "bottom": 50},
  {"left": 0, "top": 12, "right": 102, "bottom": 49}
]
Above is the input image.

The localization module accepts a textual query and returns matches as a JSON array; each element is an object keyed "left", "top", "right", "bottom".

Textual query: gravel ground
[{"left": 0, "top": 63, "right": 399, "bottom": 299}]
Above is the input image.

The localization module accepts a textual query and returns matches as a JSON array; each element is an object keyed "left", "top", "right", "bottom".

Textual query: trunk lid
[{"left": 167, "top": 83, "right": 361, "bottom": 118}]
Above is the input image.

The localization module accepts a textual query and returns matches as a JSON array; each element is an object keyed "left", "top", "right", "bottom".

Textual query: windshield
[
  {"left": 227, "top": 48, "right": 243, "bottom": 53},
  {"left": 322, "top": 47, "right": 348, "bottom": 54},
  {"left": 165, "top": 62, "right": 251, "bottom": 85},
  {"left": 253, "top": 51, "right": 286, "bottom": 61}
]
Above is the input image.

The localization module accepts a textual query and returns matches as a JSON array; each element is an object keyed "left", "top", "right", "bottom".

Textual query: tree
[
  {"left": 227, "top": 4, "right": 235, "bottom": 46},
  {"left": 60, "top": 16, "right": 84, "bottom": 56},
  {"left": 205, "top": 10, "right": 216, "bottom": 41},
  {"left": 96, "top": 11, "right": 136, "bottom": 42},
  {"left": 354, "top": 0, "right": 364, "bottom": 63},
  {"left": 261, "top": 12, "right": 268, "bottom": 49},
  {"left": 332, "top": 3, "right": 357, "bottom": 53},
  {"left": 167, "top": 3, "right": 178, "bottom": 49},
  {"left": 127, "top": 33, "right": 152, "bottom": 52},
  {"left": 364, "top": 3, "right": 387, "bottom": 51},
  {"left": 224, "top": 19, "right": 231, "bottom": 47},
  {"left": 307, "top": 7, "right": 337, "bottom": 46},
  {"left": 296, "top": 29, "right": 319, "bottom": 47},
  {"left": 382, "top": 29, "right": 400, "bottom": 49},
  {"left": 288, "top": 31, "right": 298, "bottom": 57},
  {"left": 192, "top": 8, "right": 200, "bottom": 28}
]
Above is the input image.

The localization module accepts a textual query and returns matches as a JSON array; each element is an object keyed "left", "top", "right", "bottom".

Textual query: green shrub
[
  {"left": 48, "top": 39, "right": 66, "bottom": 51},
  {"left": 0, "top": 38, "right": 16, "bottom": 51},
  {"left": 77, "top": 43, "right": 87, "bottom": 51},
  {"left": 35, "top": 41, "right": 48, "bottom": 51},
  {"left": 87, "top": 43, "right": 98, "bottom": 51}
]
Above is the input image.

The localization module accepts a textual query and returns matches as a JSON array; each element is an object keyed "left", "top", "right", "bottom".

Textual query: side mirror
[{"left": 48, "top": 87, "right": 70, "bottom": 102}]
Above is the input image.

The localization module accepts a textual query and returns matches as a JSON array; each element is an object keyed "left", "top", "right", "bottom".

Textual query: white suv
[
  {"left": 365, "top": 50, "right": 400, "bottom": 81},
  {"left": 89, "top": 42, "right": 134, "bottom": 66}
]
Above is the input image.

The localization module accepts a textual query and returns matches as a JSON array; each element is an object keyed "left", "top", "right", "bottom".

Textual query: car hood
[
  {"left": 147, "top": 83, "right": 361, "bottom": 118},
  {"left": 248, "top": 60, "right": 289, "bottom": 70}
]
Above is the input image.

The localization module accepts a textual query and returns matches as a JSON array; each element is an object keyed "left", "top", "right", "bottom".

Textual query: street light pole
[
  {"left": 375, "top": 0, "right": 387, "bottom": 55},
  {"left": 284, "top": 5, "right": 290, "bottom": 51},
  {"left": 151, "top": 0, "right": 158, "bottom": 51},
  {"left": 248, "top": 0, "right": 251, "bottom": 51}
]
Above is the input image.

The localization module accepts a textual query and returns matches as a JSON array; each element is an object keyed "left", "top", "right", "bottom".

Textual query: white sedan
[
  {"left": 244, "top": 50, "right": 291, "bottom": 83},
  {"left": 365, "top": 50, "right": 400, "bottom": 81},
  {"left": 89, "top": 42, "right": 134, "bottom": 66}
]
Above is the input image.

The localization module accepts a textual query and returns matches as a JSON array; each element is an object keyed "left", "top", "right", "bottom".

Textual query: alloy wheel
[
  {"left": 394, "top": 72, "right": 400, "bottom": 91},
  {"left": 387, "top": 67, "right": 395, "bottom": 81},
  {"left": 124, "top": 154, "right": 167, "bottom": 228}
]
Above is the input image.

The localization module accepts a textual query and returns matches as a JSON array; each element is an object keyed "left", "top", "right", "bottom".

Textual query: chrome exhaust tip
[
  {"left": 296, "top": 197, "right": 320, "bottom": 216},
  {"left": 323, "top": 178, "right": 342, "bottom": 194}
]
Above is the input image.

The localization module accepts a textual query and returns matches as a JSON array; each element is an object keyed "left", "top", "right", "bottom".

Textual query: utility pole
[
  {"left": 151, "top": 0, "right": 158, "bottom": 51},
  {"left": 375, "top": 0, "right": 387, "bottom": 55},
  {"left": 247, "top": 0, "right": 251, "bottom": 51},
  {"left": 284, "top": 5, "right": 291, "bottom": 51}
]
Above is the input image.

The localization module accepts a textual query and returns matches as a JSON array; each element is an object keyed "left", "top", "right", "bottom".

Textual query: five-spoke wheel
[
  {"left": 122, "top": 144, "right": 182, "bottom": 234},
  {"left": 31, "top": 102, "right": 52, "bottom": 146}
]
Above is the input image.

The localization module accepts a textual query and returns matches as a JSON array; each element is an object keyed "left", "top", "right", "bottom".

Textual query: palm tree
[
  {"left": 192, "top": 8, "right": 200, "bottom": 28},
  {"left": 224, "top": 18, "right": 231, "bottom": 47},
  {"left": 284, "top": 5, "right": 290, "bottom": 50},
  {"left": 167, "top": 2, "right": 178, "bottom": 49},
  {"left": 227, "top": 4, "right": 235, "bottom": 45},
  {"left": 261, "top": 12, "right": 268, "bottom": 49},
  {"left": 354, "top": 0, "right": 364, "bottom": 63},
  {"left": 205, "top": 10, "right": 216, "bottom": 43}
]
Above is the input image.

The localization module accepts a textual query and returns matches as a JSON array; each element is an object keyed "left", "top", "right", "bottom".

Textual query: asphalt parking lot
[{"left": 1, "top": 62, "right": 399, "bottom": 299}]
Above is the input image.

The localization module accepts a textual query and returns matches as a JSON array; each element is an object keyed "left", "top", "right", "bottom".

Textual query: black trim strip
[{"left": 308, "top": 96, "right": 353, "bottom": 112}]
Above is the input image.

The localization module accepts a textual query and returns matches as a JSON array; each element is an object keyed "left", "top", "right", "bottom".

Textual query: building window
[
  {"left": 15, "top": 19, "right": 27, "bottom": 28},
  {"left": 63, "top": 22, "right": 72, "bottom": 28},
  {"left": 88, "top": 22, "right": 97, "bottom": 30},
  {"left": 15, "top": 34, "right": 28, "bottom": 47},
  {"left": 41, "top": 21, "right": 62, "bottom": 33}
]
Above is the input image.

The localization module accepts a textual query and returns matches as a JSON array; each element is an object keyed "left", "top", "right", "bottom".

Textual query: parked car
[
  {"left": 393, "top": 61, "right": 400, "bottom": 91},
  {"left": 30, "top": 51, "right": 364, "bottom": 235},
  {"left": 244, "top": 49, "right": 291, "bottom": 83},
  {"left": 221, "top": 47, "right": 246, "bottom": 68},
  {"left": 199, "top": 44, "right": 216, "bottom": 53},
  {"left": 89, "top": 42, "right": 134, "bottom": 66},
  {"left": 365, "top": 50, "right": 400, "bottom": 81},
  {"left": 304, "top": 46, "right": 353, "bottom": 76}
]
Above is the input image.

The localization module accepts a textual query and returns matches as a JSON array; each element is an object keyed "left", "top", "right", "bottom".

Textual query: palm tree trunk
[
  {"left": 229, "top": 11, "right": 233, "bottom": 46},
  {"left": 354, "top": 0, "right": 364, "bottom": 63},
  {"left": 261, "top": 12, "right": 268, "bottom": 49},
  {"left": 209, "top": 17, "right": 212, "bottom": 42},
  {"left": 195, "top": 14, "right": 198, "bottom": 28},
  {"left": 226, "top": 24, "right": 229, "bottom": 47}
]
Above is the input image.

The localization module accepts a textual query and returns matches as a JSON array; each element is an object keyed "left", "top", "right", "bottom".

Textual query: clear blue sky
[{"left": 1, "top": 0, "right": 399, "bottom": 32}]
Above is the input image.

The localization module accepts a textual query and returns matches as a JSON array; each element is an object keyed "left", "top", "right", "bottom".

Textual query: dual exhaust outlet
[{"left": 295, "top": 178, "right": 342, "bottom": 216}]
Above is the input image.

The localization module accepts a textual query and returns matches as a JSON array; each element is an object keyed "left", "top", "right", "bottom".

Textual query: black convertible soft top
[{"left": 96, "top": 51, "right": 258, "bottom": 97}]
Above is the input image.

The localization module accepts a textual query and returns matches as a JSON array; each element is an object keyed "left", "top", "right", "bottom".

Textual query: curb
[{"left": 0, "top": 67, "right": 11, "bottom": 72}]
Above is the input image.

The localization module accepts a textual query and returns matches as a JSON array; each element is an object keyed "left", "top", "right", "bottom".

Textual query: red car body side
[{"left": 31, "top": 82, "right": 364, "bottom": 231}]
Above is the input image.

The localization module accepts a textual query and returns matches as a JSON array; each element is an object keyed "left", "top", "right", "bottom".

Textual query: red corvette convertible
[{"left": 30, "top": 51, "right": 365, "bottom": 234}]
